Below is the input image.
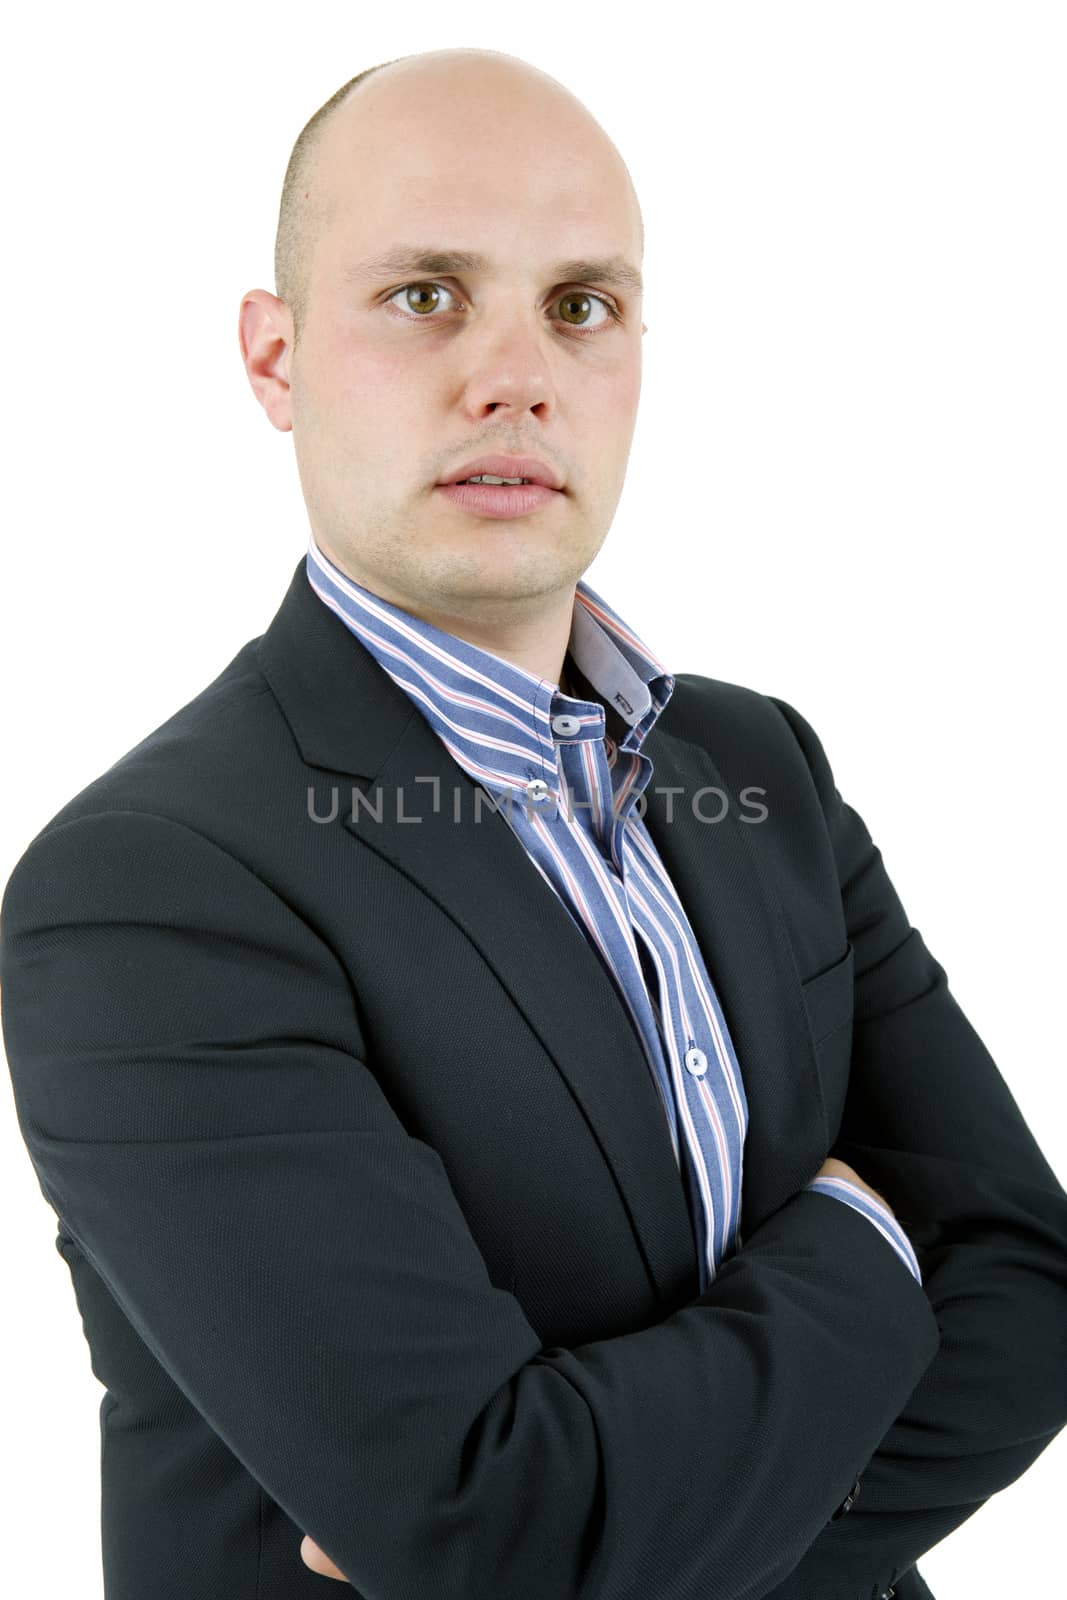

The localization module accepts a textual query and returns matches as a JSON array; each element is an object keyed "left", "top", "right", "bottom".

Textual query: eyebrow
[{"left": 344, "top": 246, "right": 643, "bottom": 298}]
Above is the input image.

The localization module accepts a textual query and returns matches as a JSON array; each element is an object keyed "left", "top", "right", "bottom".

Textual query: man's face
[{"left": 244, "top": 58, "right": 646, "bottom": 636}]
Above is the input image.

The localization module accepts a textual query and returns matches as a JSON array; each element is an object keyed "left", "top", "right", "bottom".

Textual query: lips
[
  {"left": 435, "top": 481, "right": 562, "bottom": 520},
  {"left": 438, "top": 454, "right": 563, "bottom": 491}
]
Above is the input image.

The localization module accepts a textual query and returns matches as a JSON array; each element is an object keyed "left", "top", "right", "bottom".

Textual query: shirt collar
[{"left": 305, "top": 527, "right": 676, "bottom": 792}]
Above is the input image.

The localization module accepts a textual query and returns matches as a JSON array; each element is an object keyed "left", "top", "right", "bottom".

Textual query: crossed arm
[{"left": 294, "top": 1151, "right": 900, "bottom": 1588}]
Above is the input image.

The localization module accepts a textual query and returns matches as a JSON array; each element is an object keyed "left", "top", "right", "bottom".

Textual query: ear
[
  {"left": 239, "top": 290, "right": 295, "bottom": 434},
  {"left": 642, "top": 322, "right": 647, "bottom": 335}
]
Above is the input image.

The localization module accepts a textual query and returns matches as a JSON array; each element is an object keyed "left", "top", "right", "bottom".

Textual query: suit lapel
[{"left": 258, "top": 560, "right": 826, "bottom": 1304}]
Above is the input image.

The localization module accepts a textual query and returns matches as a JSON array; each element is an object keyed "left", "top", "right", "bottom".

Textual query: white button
[
  {"left": 684, "top": 1046, "right": 708, "bottom": 1077},
  {"left": 524, "top": 779, "right": 553, "bottom": 803},
  {"left": 552, "top": 714, "right": 582, "bottom": 737}
]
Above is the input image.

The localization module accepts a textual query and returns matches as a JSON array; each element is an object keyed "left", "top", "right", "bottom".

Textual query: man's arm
[
  {"left": 0, "top": 808, "right": 939, "bottom": 1600},
  {"left": 759, "top": 696, "right": 1067, "bottom": 1600}
]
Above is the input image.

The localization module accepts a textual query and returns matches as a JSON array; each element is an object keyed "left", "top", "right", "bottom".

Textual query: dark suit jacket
[{"left": 3, "top": 556, "right": 1066, "bottom": 1600}]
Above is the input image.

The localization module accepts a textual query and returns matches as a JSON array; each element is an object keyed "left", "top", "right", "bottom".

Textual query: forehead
[
  {"left": 319, "top": 175, "right": 641, "bottom": 297},
  {"left": 313, "top": 97, "right": 640, "bottom": 265}
]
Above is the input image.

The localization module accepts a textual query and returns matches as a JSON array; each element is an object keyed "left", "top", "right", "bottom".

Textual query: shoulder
[
  {"left": 4, "top": 635, "right": 299, "bottom": 884},
  {"left": 656, "top": 672, "right": 833, "bottom": 802}
]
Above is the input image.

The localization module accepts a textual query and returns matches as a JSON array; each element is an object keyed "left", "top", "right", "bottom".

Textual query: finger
[{"left": 300, "top": 1533, "right": 349, "bottom": 1581}]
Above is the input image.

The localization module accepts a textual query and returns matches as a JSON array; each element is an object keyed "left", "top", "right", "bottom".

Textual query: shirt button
[
  {"left": 524, "top": 779, "right": 553, "bottom": 803},
  {"left": 684, "top": 1046, "right": 708, "bottom": 1077},
  {"left": 551, "top": 713, "right": 582, "bottom": 737}
]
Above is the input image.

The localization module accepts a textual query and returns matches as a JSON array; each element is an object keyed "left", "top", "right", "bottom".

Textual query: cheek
[
  {"left": 588, "top": 363, "right": 642, "bottom": 431},
  {"left": 334, "top": 342, "right": 439, "bottom": 423},
  {"left": 306, "top": 312, "right": 406, "bottom": 394},
  {"left": 619, "top": 369, "right": 642, "bottom": 417}
]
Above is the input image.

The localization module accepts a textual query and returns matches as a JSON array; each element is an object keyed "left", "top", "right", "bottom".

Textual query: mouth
[{"left": 434, "top": 481, "right": 564, "bottom": 520}]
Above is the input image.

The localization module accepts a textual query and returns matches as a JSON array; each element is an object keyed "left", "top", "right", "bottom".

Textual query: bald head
[{"left": 274, "top": 48, "right": 643, "bottom": 347}]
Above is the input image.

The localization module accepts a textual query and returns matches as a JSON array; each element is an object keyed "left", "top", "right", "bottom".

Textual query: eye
[{"left": 383, "top": 281, "right": 620, "bottom": 334}]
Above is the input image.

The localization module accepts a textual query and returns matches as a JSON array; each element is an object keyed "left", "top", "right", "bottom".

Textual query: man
[{"left": 2, "top": 45, "right": 1065, "bottom": 1600}]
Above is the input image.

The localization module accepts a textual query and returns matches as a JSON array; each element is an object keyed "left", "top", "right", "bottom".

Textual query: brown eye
[
  {"left": 401, "top": 283, "right": 444, "bottom": 314},
  {"left": 557, "top": 291, "right": 593, "bottom": 326}
]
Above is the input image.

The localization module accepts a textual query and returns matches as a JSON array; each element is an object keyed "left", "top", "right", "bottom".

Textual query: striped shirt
[{"left": 305, "top": 529, "right": 922, "bottom": 1289}]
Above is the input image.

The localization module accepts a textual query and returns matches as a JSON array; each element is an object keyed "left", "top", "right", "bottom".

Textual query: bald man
[{"left": 4, "top": 46, "right": 1066, "bottom": 1600}]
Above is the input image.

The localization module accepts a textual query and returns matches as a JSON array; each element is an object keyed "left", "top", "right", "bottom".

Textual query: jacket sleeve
[
  {"left": 758, "top": 696, "right": 1067, "bottom": 1600},
  {"left": 0, "top": 807, "right": 940, "bottom": 1600}
]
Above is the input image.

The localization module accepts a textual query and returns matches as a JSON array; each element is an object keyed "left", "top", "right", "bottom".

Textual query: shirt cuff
[{"left": 804, "top": 1176, "right": 923, "bottom": 1285}]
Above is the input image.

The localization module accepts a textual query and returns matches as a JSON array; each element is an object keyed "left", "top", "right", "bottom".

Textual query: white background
[{"left": 1, "top": 3, "right": 1064, "bottom": 1594}]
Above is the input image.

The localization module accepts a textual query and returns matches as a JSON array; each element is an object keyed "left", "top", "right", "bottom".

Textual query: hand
[
  {"left": 300, "top": 1533, "right": 348, "bottom": 1582},
  {"left": 814, "top": 1155, "right": 897, "bottom": 1220}
]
